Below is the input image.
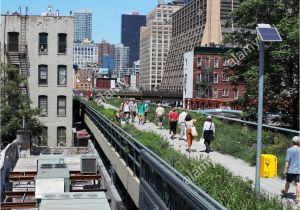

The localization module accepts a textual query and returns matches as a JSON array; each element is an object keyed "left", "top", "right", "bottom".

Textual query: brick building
[{"left": 183, "top": 47, "right": 246, "bottom": 110}]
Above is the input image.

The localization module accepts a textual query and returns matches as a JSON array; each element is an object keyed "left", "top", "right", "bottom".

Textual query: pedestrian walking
[
  {"left": 178, "top": 108, "right": 188, "bottom": 140},
  {"left": 185, "top": 114, "right": 196, "bottom": 152},
  {"left": 155, "top": 103, "right": 165, "bottom": 129},
  {"left": 144, "top": 101, "right": 149, "bottom": 123},
  {"left": 169, "top": 107, "right": 178, "bottom": 139},
  {"left": 281, "top": 136, "right": 300, "bottom": 204},
  {"left": 130, "top": 100, "right": 137, "bottom": 122},
  {"left": 202, "top": 115, "right": 215, "bottom": 153},
  {"left": 122, "top": 100, "right": 130, "bottom": 123},
  {"left": 138, "top": 101, "right": 145, "bottom": 125}
]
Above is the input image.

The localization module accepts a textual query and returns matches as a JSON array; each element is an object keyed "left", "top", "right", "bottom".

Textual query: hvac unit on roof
[{"left": 80, "top": 154, "right": 97, "bottom": 173}]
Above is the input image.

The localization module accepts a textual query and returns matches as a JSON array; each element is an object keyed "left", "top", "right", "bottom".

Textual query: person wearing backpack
[{"left": 202, "top": 115, "right": 215, "bottom": 153}]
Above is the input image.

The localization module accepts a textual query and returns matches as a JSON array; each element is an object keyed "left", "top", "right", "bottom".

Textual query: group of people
[
  {"left": 116, "top": 99, "right": 149, "bottom": 125},
  {"left": 155, "top": 106, "right": 215, "bottom": 153}
]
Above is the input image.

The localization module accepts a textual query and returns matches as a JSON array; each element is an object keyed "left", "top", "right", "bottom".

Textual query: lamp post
[{"left": 255, "top": 24, "right": 282, "bottom": 193}]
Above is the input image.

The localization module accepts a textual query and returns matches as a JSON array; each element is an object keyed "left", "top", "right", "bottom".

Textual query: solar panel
[{"left": 257, "top": 27, "right": 282, "bottom": 42}]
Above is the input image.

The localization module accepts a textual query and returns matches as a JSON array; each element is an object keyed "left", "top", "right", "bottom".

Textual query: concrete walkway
[{"left": 100, "top": 102, "right": 298, "bottom": 208}]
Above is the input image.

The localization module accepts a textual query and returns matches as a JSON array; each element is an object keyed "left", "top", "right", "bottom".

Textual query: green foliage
[
  {"left": 83, "top": 99, "right": 287, "bottom": 210},
  {"left": 102, "top": 97, "right": 291, "bottom": 177},
  {"left": 224, "top": 0, "right": 299, "bottom": 129},
  {"left": 1, "top": 64, "right": 43, "bottom": 142}
]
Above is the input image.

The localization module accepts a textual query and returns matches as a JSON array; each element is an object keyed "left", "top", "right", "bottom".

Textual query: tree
[
  {"left": 1, "top": 64, "right": 43, "bottom": 143},
  {"left": 224, "top": 0, "right": 299, "bottom": 129}
]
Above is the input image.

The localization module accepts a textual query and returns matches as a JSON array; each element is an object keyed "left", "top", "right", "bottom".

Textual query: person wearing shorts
[
  {"left": 282, "top": 136, "right": 300, "bottom": 204},
  {"left": 155, "top": 103, "right": 165, "bottom": 129},
  {"left": 138, "top": 101, "right": 145, "bottom": 125}
]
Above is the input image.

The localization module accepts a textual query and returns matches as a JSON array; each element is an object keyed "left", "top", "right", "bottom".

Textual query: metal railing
[
  {"left": 192, "top": 110, "right": 300, "bottom": 136},
  {"left": 81, "top": 100, "right": 226, "bottom": 210}
]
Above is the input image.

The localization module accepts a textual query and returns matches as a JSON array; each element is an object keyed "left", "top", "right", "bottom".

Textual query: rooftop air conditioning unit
[{"left": 80, "top": 154, "right": 97, "bottom": 174}]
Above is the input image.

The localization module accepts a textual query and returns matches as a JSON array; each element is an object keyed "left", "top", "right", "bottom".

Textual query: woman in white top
[
  {"left": 185, "top": 114, "right": 195, "bottom": 153},
  {"left": 202, "top": 115, "right": 215, "bottom": 153}
]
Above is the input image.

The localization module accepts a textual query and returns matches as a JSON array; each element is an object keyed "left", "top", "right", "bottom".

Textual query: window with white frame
[
  {"left": 214, "top": 57, "right": 219, "bottom": 68},
  {"left": 234, "top": 88, "right": 239, "bottom": 99},
  {"left": 213, "top": 88, "right": 218, "bottom": 99},
  {"left": 205, "top": 57, "right": 210, "bottom": 67},
  {"left": 213, "top": 74, "right": 218, "bottom": 83},
  {"left": 197, "top": 57, "right": 202, "bottom": 67},
  {"left": 222, "top": 73, "right": 229, "bottom": 81},
  {"left": 222, "top": 88, "right": 229, "bottom": 97},
  {"left": 197, "top": 73, "right": 201, "bottom": 82}
]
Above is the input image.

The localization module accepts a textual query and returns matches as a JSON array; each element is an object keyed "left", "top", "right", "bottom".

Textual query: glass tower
[{"left": 74, "top": 10, "right": 92, "bottom": 42}]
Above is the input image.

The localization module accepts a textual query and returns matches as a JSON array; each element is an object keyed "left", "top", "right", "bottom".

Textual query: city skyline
[{"left": 1, "top": 0, "right": 160, "bottom": 44}]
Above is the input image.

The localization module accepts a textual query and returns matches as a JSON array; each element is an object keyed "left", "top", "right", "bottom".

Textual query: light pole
[{"left": 255, "top": 24, "right": 282, "bottom": 193}]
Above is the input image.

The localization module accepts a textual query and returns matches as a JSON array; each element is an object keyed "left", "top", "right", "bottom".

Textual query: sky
[{"left": 1, "top": 0, "right": 161, "bottom": 44}]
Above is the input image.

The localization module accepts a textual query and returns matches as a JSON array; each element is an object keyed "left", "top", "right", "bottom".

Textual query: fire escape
[
  {"left": 195, "top": 66, "right": 213, "bottom": 98},
  {"left": 6, "top": 15, "right": 30, "bottom": 96}
]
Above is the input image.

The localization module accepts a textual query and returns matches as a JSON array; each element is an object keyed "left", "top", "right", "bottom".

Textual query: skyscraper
[
  {"left": 74, "top": 10, "right": 92, "bottom": 42},
  {"left": 98, "top": 39, "right": 115, "bottom": 68},
  {"left": 114, "top": 44, "right": 129, "bottom": 78},
  {"left": 121, "top": 13, "right": 146, "bottom": 67},
  {"left": 161, "top": 0, "right": 239, "bottom": 91},
  {"left": 139, "top": 2, "right": 183, "bottom": 91}
]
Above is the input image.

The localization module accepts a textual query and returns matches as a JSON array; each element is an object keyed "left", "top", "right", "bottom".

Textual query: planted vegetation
[
  {"left": 104, "top": 97, "right": 291, "bottom": 177},
  {"left": 81, "top": 98, "right": 288, "bottom": 210}
]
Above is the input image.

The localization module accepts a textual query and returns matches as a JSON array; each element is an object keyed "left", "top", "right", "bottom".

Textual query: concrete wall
[
  {"left": 0, "top": 140, "right": 19, "bottom": 201},
  {"left": 84, "top": 115, "right": 140, "bottom": 208},
  {"left": 0, "top": 15, "right": 73, "bottom": 147}
]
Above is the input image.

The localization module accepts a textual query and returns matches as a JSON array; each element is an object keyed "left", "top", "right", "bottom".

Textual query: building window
[
  {"left": 38, "top": 95, "right": 48, "bottom": 116},
  {"left": 214, "top": 58, "right": 219, "bottom": 68},
  {"left": 57, "top": 127, "right": 66, "bottom": 146},
  {"left": 197, "top": 73, "right": 201, "bottom": 82},
  {"left": 222, "top": 89, "right": 229, "bottom": 97},
  {"left": 38, "top": 65, "right": 48, "bottom": 85},
  {"left": 222, "top": 73, "right": 229, "bottom": 81},
  {"left": 205, "top": 57, "right": 210, "bottom": 67},
  {"left": 58, "top": 65, "right": 67, "bottom": 85},
  {"left": 197, "top": 57, "right": 202, "bottom": 67},
  {"left": 234, "top": 88, "right": 239, "bottom": 99},
  {"left": 39, "top": 33, "right": 48, "bottom": 53},
  {"left": 213, "top": 88, "right": 218, "bottom": 99},
  {"left": 213, "top": 74, "right": 218, "bottom": 83},
  {"left": 58, "top": 33, "right": 67, "bottom": 53},
  {"left": 38, "top": 127, "right": 48, "bottom": 146},
  {"left": 57, "top": 96, "right": 66, "bottom": 116}
]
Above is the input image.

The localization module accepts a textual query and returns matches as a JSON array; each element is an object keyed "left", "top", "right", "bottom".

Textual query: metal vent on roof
[
  {"left": 59, "top": 194, "right": 71, "bottom": 199},
  {"left": 54, "top": 164, "right": 67, "bottom": 168},
  {"left": 73, "top": 193, "right": 84, "bottom": 199},
  {"left": 40, "top": 164, "right": 54, "bottom": 169},
  {"left": 86, "top": 193, "right": 98, "bottom": 198},
  {"left": 44, "top": 194, "right": 56, "bottom": 199}
]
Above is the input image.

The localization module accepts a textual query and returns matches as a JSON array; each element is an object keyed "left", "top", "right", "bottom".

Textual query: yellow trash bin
[{"left": 260, "top": 154, "right": 277, "bottom": 178}]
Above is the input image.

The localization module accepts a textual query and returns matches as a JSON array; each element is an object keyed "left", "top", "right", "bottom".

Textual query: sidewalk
[{"left": 101, "top": 102, "right": 298, "bottom": 208}]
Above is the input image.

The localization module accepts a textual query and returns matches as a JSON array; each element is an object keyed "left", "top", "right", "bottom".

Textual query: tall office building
[
  {"left": 140, "top": 2, "right": 183, "bottom": 91},
  {"left": 114, "top": 44, "right": 129, "bottom": 78},
  {"left": 161, "top": 0, "right": 239, "bottom": 91},
  {"left": 74, "top": 10, "right": 92, "bottom": 42},
  {"left": 1, "top": 13, "right": 73, "bottom": 147},
  {"left": 121, "top": 12, "right": 146, "bottom": 67},
  {"left": 73, "top": 39, "right": 98, "bottom": 69},
  {"left": 98, "top": 39, "right": 115, "bottom": 68}
]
